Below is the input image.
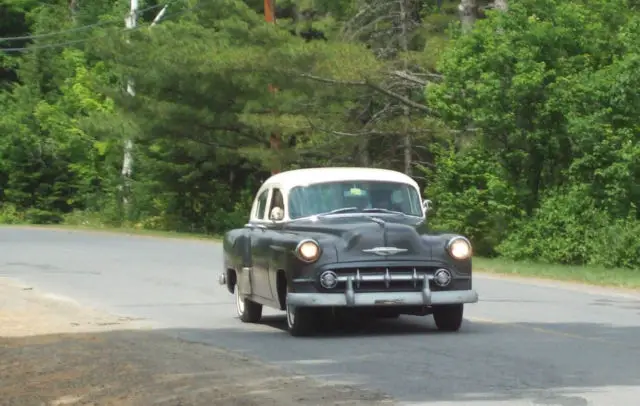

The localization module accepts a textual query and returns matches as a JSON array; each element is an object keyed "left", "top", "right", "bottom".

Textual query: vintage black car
[{"left": 218, "top": 167, "right": 479, "bottom": 336}]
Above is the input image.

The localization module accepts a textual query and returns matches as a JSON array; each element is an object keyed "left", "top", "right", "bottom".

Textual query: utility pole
[
  {"left": 122, "top": 0, "right": 138, "bottom": 212},
  {"left": 264, "top": 0, "right": 280, "bottom": 175}
]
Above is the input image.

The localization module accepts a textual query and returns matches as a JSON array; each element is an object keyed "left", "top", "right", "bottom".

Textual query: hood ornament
[{"left": 362, "top": 246, "right": 408, "bottom": 256}]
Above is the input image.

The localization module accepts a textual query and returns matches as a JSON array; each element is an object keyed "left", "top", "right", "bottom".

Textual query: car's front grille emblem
[{"left": 362, "top": 246, "right": 408, "bottom": 256}]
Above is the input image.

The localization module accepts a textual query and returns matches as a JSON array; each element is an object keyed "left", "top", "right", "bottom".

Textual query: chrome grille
[{"left": 324, "top": 266, "right": 440, "bottom": 292}]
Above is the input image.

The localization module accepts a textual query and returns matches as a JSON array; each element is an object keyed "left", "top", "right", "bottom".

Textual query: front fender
[{"left": 268, "top": 236, "right": 337, "bottom": 279}]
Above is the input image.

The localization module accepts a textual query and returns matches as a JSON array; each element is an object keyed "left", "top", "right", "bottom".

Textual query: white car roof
[{"left": 263, "top": 167, "right": 420, "bottom": 191}]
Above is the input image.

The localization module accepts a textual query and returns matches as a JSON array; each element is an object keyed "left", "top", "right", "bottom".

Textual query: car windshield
[{"left": 288, "top": 180, "right": 423, "bottom": 219}]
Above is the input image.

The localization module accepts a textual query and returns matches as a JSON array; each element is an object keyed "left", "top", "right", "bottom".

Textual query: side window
[
  {"left": 265, "top": 188, "right": 284, "bottom": 220},
  {"left": 269, "top": 188, "right": 284, "bottom": 211},
  {"left": 254, "top": 189, "right": 269, "bottom": 220}
]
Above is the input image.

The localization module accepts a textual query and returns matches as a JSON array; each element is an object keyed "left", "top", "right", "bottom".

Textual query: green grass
[
  {"left": 0, "top": 223, "right": 221, "bottom": 242},
  {"left": 49, "top": 224, "right": 221, "bottom": 241},
  {"left": 475, "top": 257, "right": 640, "bottom": 290}
]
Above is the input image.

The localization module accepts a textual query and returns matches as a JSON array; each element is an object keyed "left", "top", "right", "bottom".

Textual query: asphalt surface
[{"left": 2, "top": 226, "right": 640, "bottom": 406}]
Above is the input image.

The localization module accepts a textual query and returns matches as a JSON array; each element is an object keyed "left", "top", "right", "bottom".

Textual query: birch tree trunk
[
  {"left": 359, "top": 137, "right": 370, "bottom": 166},
  {"left": 69, "top": 0, "right": 77, "bottom": 22},
  {"left": 459, "top": 0, "right": 477, "bottom": 31},
  {"left": 494, "top": 0, "right": 508, "bottom": 11},
  {"left": 399, "top": 0, "right": 412, "bottom": 175}
]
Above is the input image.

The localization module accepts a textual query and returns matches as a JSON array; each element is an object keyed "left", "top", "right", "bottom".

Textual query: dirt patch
[
  {"left": 0, "top": 278, "right": 394, "bottom": 406},
  {"left": 0, "top": 277, "right": 149, "bottom": 338}
]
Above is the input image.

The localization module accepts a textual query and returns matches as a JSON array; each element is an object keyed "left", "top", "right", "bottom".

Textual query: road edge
[{"left": 475, "top": 271, "right": 640, "bottom": 298}]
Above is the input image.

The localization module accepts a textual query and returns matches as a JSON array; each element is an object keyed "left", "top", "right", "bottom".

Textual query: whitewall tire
[
  {"left": 285, "top": 297, "right": 314, "bottom": 337},
  {"left": 235, "top": 286, "right": 262, "bottom": 323}
]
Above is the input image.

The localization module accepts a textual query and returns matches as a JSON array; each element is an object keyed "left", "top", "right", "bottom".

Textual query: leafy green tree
[
  {"left": 0, "top": 0, "right": 638, "bottom": 268},
  {"left": 427, "top": 0, "right": 639, "bottom": 266}
]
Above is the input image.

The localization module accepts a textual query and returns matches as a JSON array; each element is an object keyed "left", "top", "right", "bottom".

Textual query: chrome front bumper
[
  {"left": 219, "top": 269, "right": 479, "bottom": 307},
  {"left": 288, "top": 269, "right": 478, "bottom": 307},
  {"left": 287, "top": 289, "right": 478, "bottom": 307}
]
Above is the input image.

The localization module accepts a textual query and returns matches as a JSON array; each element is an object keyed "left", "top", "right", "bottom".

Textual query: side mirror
[
  {"left": 422, "top": 199, "right": 433, "bottom": 213},
  {"left": 270, "top": 207, "right": 284, "bottom": 221}
]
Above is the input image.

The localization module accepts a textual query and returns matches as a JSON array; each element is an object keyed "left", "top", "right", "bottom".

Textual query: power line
[
  {"left": 2, "top": 38, "right": 89, "bottom": 51},
  {"left": 1, "top": 3, "right": 204, "bottom": 53},
  {"left": 0, "top": 3, "right": 168, "bottom": 43}
]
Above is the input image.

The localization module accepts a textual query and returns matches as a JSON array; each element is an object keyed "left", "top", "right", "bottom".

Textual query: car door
[
  {"left": 250, "top": 188, "right": 274, "bottom": 300},
  {"left": 264, "top": 187, "right": 286, "bottom": 300},
  {"left": 247, "top": 188, "right": 270, "bottom": 299}
]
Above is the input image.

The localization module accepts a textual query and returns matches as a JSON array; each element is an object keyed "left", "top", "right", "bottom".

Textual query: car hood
[{"left": 283, "top": 215, "right": 434, "bottom": 262}]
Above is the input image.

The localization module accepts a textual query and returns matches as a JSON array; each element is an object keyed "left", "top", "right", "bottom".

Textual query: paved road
[{"left": 2, "top": 226, "right": 640, "bottom": 406}]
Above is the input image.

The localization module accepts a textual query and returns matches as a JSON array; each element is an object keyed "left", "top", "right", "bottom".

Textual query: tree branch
[
  {"left": 300, "top": 73, "right": 430, "bottom": 113},
  {"left": 304, "top": 115, "right": 430, "bottom": 138},
  {"left": 390, "top": 70, "right": 433, "bottom": 85},
  {"left": 364, "top": 79, "right": 430, "bottom": 113},
  {"left": 300, "top": 73, "right": 364, "bottom": 86}
]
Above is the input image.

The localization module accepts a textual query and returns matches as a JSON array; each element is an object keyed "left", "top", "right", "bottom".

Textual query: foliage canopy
[{"left": 1, "top": 0, "right": 638, "bottom": 268}]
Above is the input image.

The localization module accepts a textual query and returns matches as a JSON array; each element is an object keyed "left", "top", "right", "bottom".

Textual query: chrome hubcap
[
  {"left": 286, "top": 304, "right": 295, "bottom": 327},
  {"left": 235, "top": 287, "right": 245, "bottom": 315}
]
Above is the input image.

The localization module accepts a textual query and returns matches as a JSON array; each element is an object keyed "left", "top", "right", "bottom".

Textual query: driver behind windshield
[
  {"left": 342, "top": 187, "right": 400, "bottom": 212},
  {"left": 343, "top": 193, "right": 369, "bottom": 210},
  {"left": 370, "top": 189, "right": 393, "bottom": 210}
]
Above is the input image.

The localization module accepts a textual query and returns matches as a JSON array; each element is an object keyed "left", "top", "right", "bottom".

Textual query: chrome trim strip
[
  {"left": 292, "top": 277, "right": 315, "bottom": 283},
  {"left": 244, "top": 223, "right": 267, "bottom": 229}
]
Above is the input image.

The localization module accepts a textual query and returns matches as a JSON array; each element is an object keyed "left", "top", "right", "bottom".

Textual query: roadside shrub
[
  {"left": 23, "top": 208, "right": 63, "bottom": 224},
  {"left": 587, "top": 216, "right": 640, "bottom": 269},
  {"left": 497, "top": 185, "right": 640, "bottom": 269},
  {"left": 0, "top": 203, "right": 24, "bottom": 224},
  {"left": 62, "top": 210, "right": 116, "bottom": 229}
]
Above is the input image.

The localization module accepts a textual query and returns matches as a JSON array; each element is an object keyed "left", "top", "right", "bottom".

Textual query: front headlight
[
  {"left": 447, "top": 236, "right": 472, "bottom": 260},
  {"left": 295, "top": 239, "right": 321, "bottom": 263}
]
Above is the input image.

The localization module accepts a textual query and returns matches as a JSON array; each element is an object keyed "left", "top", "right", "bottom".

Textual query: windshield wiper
[
  {"left": 317, "top": 207, "right": 359, "bottom": 216},
  {"left": 362, "top": 208, "right": 406, "bottom": 215}
]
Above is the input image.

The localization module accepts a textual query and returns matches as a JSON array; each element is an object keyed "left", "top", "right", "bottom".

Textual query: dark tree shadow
[{"left": 161, "top": 316, "right": 640, "bottom": 404}]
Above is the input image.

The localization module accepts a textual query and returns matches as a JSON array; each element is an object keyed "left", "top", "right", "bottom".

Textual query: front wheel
[
  {"left": 433, "top": 304, "right": 464, "bottom": 332},
  {"left": 236, "top": 286, "right": 262, "bottom": 323},
  {"left": 285, "top": 298, "right": 315, "bottom": 337}
]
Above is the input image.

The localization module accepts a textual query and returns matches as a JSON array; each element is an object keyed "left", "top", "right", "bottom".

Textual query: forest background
[{"left": 1, "top": 0, "right": 639, "bottom": 279}]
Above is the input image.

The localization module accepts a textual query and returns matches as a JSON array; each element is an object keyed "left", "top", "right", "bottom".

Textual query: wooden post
[{"left": 265, "top": 0, "right": 280, "bottom": 174}]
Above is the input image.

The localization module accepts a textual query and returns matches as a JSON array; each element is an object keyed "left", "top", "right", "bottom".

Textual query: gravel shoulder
[{"left": 0, "top": 277, "right": 393, "bottom": 406}]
